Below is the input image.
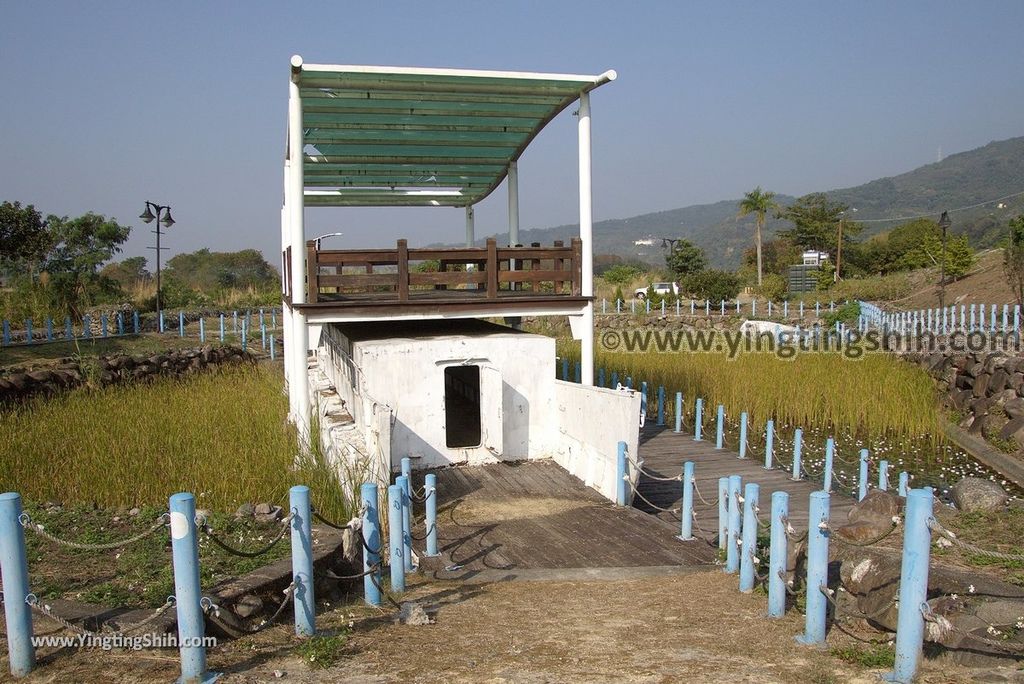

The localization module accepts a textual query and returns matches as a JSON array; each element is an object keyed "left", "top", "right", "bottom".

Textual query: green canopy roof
[{"left": 292, "top": 61, "right": 616, "bottom": 207}]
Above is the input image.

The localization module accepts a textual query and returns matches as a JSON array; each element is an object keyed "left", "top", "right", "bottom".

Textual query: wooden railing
[{"left": 304, "top": 238, "right": 582, "bottom": 304}]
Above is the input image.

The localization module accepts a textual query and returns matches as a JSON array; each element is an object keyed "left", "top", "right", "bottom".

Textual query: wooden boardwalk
[
  {"left": 635, "top": 426, "right": 857, "bottom": 540},
  {"left": 412, "top": 460, "right": 716, "bottom": 581}
]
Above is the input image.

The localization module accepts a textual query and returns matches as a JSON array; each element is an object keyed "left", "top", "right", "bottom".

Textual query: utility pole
[
  {"left": 834, "top": 218, "right": 844, "bottom": 282},
  {"left": 938, "top": 211, "right": 950, "bottom": 308}
]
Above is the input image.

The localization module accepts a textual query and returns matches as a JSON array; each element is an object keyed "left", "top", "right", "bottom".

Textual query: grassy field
[{"left": 0, "top": 364, "right": 351, "bottom": 521}]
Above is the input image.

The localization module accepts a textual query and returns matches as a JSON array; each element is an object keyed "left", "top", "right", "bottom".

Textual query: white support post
[
  {"left": 288, "top": 55, "right": 311, "bottom": 437},
  {"left": 280, "top": 203, "right": 292, "bottom": 397},
  {"left": 507, "top": 160, "right": 519, "bottom": 247},
  {"left": 578, "top": 91, "right": 594, "bottom": 386},
  {"left": 465, "top": 206, "right": 475, "bottom": 289}
]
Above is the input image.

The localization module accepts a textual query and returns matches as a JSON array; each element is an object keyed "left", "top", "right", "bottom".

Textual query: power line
[{"left": 848, "top": 189, "right": 1024, "bottom": 224}]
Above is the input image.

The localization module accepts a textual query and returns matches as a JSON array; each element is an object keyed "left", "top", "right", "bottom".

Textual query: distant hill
[{"left": 463, "top": 136, "right": 1024, "bottom": 269}]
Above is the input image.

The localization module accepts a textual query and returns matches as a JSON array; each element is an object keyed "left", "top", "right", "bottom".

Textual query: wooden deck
[
  {"left": 411, "top": 460, "right": 717, "bottom": 581},
  {"left": 635, "top": 426, "right": 857, "bottom": 539}
]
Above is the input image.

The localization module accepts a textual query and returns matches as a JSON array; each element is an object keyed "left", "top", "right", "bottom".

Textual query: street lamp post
[
  {"left": 938, "top": 211, "right": 951, "bottom": 309},
  {"left": 140, "top": 202, "right": 175, "bottom": 319}
]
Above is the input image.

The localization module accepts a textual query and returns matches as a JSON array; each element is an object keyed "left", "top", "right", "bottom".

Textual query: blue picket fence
[{"left": 598, "top": 298, "right": 837, "bottom": 319}]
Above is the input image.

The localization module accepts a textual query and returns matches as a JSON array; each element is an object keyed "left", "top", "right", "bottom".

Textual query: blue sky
[{"left": 2, "top": 1, "right": 1022, "bottom": 263}]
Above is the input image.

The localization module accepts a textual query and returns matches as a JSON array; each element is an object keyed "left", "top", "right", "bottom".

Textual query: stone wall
[
  {"left": 0, "top": 345, "right": 256, "bottom": 403},
  {"left": 913, "top": 349, "right": 1024, "bottom": 450}
]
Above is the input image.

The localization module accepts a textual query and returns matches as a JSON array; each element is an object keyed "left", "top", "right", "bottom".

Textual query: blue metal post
[
  {"left": 679, "top": 461, "right": 694, "bottom": 541},
  {"left": 233, "top": 310, "right": 238, "bottom": 334},
  {"left": 360, "top": 483, "right": 381, "bottom": 606},
  {"left": 2, "top": 320, "right": 9, "bottom": 346},
  {"left": 259, "top": 308, "right": 265, "bottom": 328},
  {"left": 858, "top": 449, "right": 869, "bottom": 501},
  {"left": 168, "top": 492, "right": 215, "bottom": 682},
  {"left": 117, "top": 312, "right": 124, "bottom": 336},
  {"left": 657, "top": 386, "right": 665, "bottom": 426},
  {"left": 396, "top": 474, "right": 412, "bottom": 572},
  {"left": 598, "top": 367, "right": 605, "bottom": 387},
  {"left": 0, "top": 492, "right": 35, "bottom": 676},
  {"left": 738, "top": 412, "right": 748, "bottom": 459},
  {"left": 289, "top": 485, "right": 315, "bottom": 636},
  {"left": 645, "top": 298, "right": 650, "bottom": 314},
  {"left": 387, "top": 484, "right": 406, "bottom": 594},
  {"left": 823, "top": 437, "right": 834, "bottom": 492},
  {"left": 764, "top": 419, "right": 774, "bottom": 469},
  {"left": 561, "top": 358, "right": 569, "bottom": 381},
  {"left": 424, "top": 473, "right": 439, "bottom": 557},
  {"left": 65, "top": 316, "right": 73, "bottom": 340},
  {"left": 616, "top": 299, "right": 621, "bottom": 314},
  {"left": 767, "top": 491, "right": 788, "bottom": 618},
  {"left": 739, "top": 482, "right": 760, "bottom": 592},
  {"left": 792, "top": 428, "right": 803, "bottom": 480},
  {"left": 694, "top": 398, "right": 704, "bottom": 441},
  {"left": 199, "top": 317, "right": 205, "bottom": 343},
  {"left": 720, "top": 299, "right": 725, "bottom": 316},
  {"left": 25, "top": 319, "right": 32, "bottom": 345},
  {"left": 574, "top": 361, "right": 581, "bottom": 384},
  {"left": 219, "top": 314, "right": 225, "bottom": 342},
  {"left": 898, "top": 471, "right": 909, "bottom": 497},
  {"left": 133, "top": 310, "right": 139, "bottom": 334},
  {"left": 879, "top": 460, "right": 889, "bottom": 491},
  {"left": 45, "top": 317, "right": 53, "bottom": 341},
  {"left": 178, "top": 311, "right": 184, "bottom": 337},
  {"left": 662, "top": 300, "right": 666, "bottom": 316},
  {"left": 885, "top": 489, "right": 934, "bottom": 684},
  {"left": 272, "top": 309, "right": 277, "bottom": 328},
  {"left": 270, "top": 334, "right": 276, "bottom": 360},
  {"left": 616, "top": 441, "right": 628, "bottom": 506},
  {"left": 725, "top": 475, "right": 741, "bottom": 573},
  {"left": 717, "top": 477, "right": 728, "bottom": 550},
  {"left": 241, "top": 318, "right": 248, "bottom": 351},
  {"left": 674, "top": 392, "right": 682, "bottom": 433},
  {"left": 611, "top": 371, "right": 619, "bottom": 388},
  {"left": 640, "top": 382, "right": 648, "bottom": 421},
  {"left": 796, "top": 490, "right": 830, "bottom": 646},
  {"left": 158, "top": 310, "right": 164, "bottom": 333},
  {"left": 100, "top": 314, "right": 107, "bottom": 337},
  {"left": 715, "top": 405, "right": 724, "bottom": 449}
]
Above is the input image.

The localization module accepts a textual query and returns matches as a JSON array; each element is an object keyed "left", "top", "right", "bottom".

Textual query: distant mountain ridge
[{"left": 461, "top": 135, "right": 1024, "bottom": 268}]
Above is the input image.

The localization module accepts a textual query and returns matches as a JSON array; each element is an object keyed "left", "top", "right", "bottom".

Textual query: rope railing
[
  {"left": 26, "top": 594, "right": 177, "bottom": 639},
  {"left": 927, "top": 519, "right": 1024, "bottom": 562},
  {"left": 202, "top": 582, "right": 296, "bottom": 638},
  {"left": 19, "top": 512, "right": 169, "bottom": 550},
  {"left": 198, "top": 514, "right": 292, "bottom": 559}
]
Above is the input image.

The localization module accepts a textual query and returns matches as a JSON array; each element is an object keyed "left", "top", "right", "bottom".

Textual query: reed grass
[
  {"left": 560, "top": 342, "right": 940, "bottom": 441},
  {"left": 0, "top": 365, "right": 352, "bottom": 520}
]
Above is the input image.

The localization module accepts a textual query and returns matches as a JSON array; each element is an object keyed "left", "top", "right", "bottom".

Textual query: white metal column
[
  {"left": 280, "top": 203, "right": 291, "bottom": 388},
  {"left": 578, "top": 92, "right": 594, "bottom": 385},
  {"left": 507, "top": 160, "right": 519, "bottom": 247},
  {"left": 288, "top": 56, "right": 311, "bottom": 433},
  {"left": 465, "top": 205, "right": 476, "bottom": 289}
]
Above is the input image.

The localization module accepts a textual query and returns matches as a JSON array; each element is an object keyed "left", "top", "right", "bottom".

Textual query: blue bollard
[
  {"left": 387, "top": 484, "right": 406, "bottom": 594},
  {"left": 219, "top": 314, "right": 225, "bottom": 342},
  {"left": 200, "top": 317, "right": 206, "bottom": 343},
  {"left": 657, "top": 386, "right": 665, "bottom": 426},
  {"left": 259, "top": 308, "right": 265, "bottom": 328},
  {"left": 858, "top": 449, "right": 869, "bottom": 501},
  {"left": 616, "top": 299, "right": 622, "bottom": 314},
  {"left": 45, "top": 317, "right": 53, "bottom": 341},
  {"left": 2, "top": 320, "right": 9, "bottom": 346},
  {"left": 25, "top": 319, "right": 33, "bottom": 345},
  {"left": 616, "top": 441, "right": 628, "bottom": 506},
  {"left": 725, "top": 475, "right": 742, "bottom": 573},
  {"left": 360, "top": 483, "right": 382, "bottom": 606},
  {"left": 133, "top": 310, "right": 140, "bottom": 334},
  {"left": 879, "top": 460, "right": 890, "bottom": 491},
  {"left": 168, "top": 492, "right": 216, "bottom": 682},
  {"left": 738, "top": 412, "right": 748, "bottom": 459},
  {"left": 626, "top": 376, "right": 633, "bottom": 389},
  {"left": 694, "top": 398, "right": 704, "bottom": 441},
  {"left": 739, "top": 482, "right": 760, "bottom": 592},
  {"left": 645, "top": 298, "right": 650, "bottom": 314},
  {"left": 289, "top": 485, "right": 315, "bottom": 636},
  {"left": 574, "top": 361, "right": 581, "bottom": 384},
  {"left": 83, "top": 314, "right": 92, "bottom": 338},
  {"left": 715, "top": 405, "right": 725, "bottom": 449},
  {"left": 611, "top": 371, "right": 619, "bottom": 388},
  {"left": 823, "top": 437, "right": 834, "bottom": 492},
  {"left": 898, "top": 471, "right": 909, "bottom": 497},
  {"left": 396, "top": 474, "right": 412, "bottom": 572},
  {"left": 885, "top": 489, "right": 934, "bottom": 683},
  {"left": 270, "top": 332, "right": 277, "bottom": 359},
  {"left": 717, "top": 477, "right": 728, "bottom": 550},
  {"left": 561, "top": 358, "right": 569, "bottom": 381},
  {"left": 101, "top": 314, "right": 107, "bottom": 338},
  {"left": 424, "top": 473, "right": 439, "bottom": 557},
  {"left": 764, "top": 419, "right": 774, "bottom": 470},
  {"left": 233, "top": 310, "right": 238, "bottom": 334},
  {"left": 158, "top": 310, "right": 164, "bottom": 334},
  {"left": 679, "top": 461, "right": 695, "bottom": 541},
  {"left": 0, "top": 492, "right": 35, "bottom": 676},
  {"left": 796, "top": 490, "right": 830, "bottom": 646},
  {"left": 640, "top": 382, "right": 648, "bottom": 421},
  {"left": 241, "top": 319, "right": 248, "bottom": 351},
  {"left": 767, "top": 491, "right": 789, "bottom": 618},
  {"left": 65, "top": 316, "right": 73, "bottom": 341},
  {"left": 791, "top": 428, "right": 803, "bottom": 480},
  {"left": 674, "top": 392, "right": 683, "bottom": 433},
  {"left": 117, "top": 312, "right": 124, "bottom": 336},
  {"left": 598, "top": 367, "right": 605, "bottom": 387}
]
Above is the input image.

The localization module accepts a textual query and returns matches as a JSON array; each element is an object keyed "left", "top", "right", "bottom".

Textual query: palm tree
[{"left": 738, "top": 187, "right": 779, "bottom": 287}]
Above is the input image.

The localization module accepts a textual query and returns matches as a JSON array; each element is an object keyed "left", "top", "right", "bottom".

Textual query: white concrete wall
[
  {"left": 552, "top": 380, "right": 641, "bottom": 503},
  {"left": 318, "top": 323, "right": 558, "bottom": 471}
]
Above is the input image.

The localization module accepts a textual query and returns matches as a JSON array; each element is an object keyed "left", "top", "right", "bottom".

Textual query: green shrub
[{"left": 682, "top": 270, "right": 741, "bottom": 303}]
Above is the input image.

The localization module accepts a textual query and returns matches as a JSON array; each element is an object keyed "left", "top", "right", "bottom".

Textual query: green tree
[
  {"left": 682, "top": 269, "right": 741, "bottom": 303},
  {"left": 0, "top": 201, "right": 52, "bottom": 275},
  {"left": 603, "top": 263, "right": 643, "bottom": 285},
  {"left": 738, "top": 187, "right": 780, "bottom": 287},
  {"left": 165, "top": 248, "right": 279, "bottom": 292},
  {"left": 100, "top": 256, "right": 150, "bottom": 288},
  {"left": 664, "top": 239, "right": 707, "bottom": 279},
  {"left": 741, "top": 237, "right": 802, "bottom": 277},
  {"left": 1004, "top": 216, "right": 1024, "bottom": 308},
  {"left": 43, "top": 212, "right": 131, "bottom": 314},
  {"left": 777, "top": 193, "right": 861, "bottom": 253}
]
